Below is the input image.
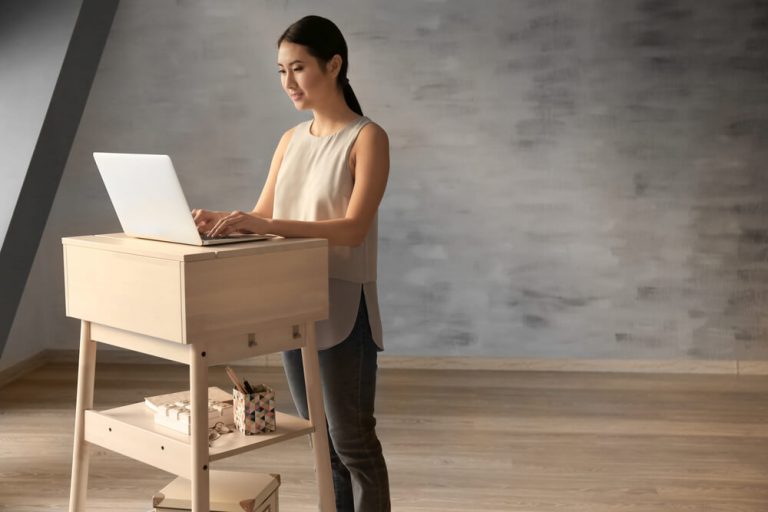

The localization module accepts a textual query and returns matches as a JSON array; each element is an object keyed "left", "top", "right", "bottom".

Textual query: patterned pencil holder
[{"left": 233, "top": 385, "right": 276, "bottom": 435}]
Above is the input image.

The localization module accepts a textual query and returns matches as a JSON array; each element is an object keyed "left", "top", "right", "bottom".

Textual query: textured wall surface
[
  {"left": 9, "top": 0, "right": 768, "bottom": 362},
  {"left": 0, "top": 0, "right": 83, "bottom": 369},
  {"left": 0, "top": 0, "right": 81, "bottom": 248}
]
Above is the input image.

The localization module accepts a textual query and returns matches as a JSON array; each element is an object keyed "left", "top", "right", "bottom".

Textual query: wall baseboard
[
  {"left": 0, "top": 350, "right": 54, "bottom": 388},
  {"left": 3, "top": 349, "right": 768, "bottom": 388},
  {"left": 376, "top": 356, "right": 741, "bottom": 374},
  {"left": 737, "top": 360, "right": 768, "bottom": 375}
]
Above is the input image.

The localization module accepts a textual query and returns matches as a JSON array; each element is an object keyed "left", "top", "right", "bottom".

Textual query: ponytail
[{"left": 341, "top": 79, "right": 363, "bottom": 116}]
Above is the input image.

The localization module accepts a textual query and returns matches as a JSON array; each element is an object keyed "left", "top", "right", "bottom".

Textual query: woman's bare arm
[{"left": 251, "top": 127, "right": 296, "bottom": 219}]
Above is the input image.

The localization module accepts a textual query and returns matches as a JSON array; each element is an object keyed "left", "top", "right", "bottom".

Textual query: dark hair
[{"left": 278, "top": 15, "right": 363, "bottom": 116}]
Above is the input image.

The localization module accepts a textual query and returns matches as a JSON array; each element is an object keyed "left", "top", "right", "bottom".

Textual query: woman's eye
[{"left": 292, "top": 67, "right": 303, "bottom": 72}]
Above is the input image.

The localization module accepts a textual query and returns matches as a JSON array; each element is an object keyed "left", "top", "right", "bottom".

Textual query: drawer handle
[
  {"left": 247, "top": 333, "right": 257, "bottom": 347},
  {"left": 292, "top": 325, "right": 301, "bottom": 339}
]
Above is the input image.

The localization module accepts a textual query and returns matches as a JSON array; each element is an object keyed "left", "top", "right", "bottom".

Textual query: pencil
[{"left": 225, "top": 366, "right": 247, "bottom": 394}]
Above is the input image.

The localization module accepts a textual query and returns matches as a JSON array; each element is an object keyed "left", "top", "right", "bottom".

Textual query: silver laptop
[{"left": 93, "top": 152, "right": 271, "bottom": 246}]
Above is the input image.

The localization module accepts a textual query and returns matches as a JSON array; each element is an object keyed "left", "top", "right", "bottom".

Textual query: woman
[{"left": 192, "top": 15, "right": 391, "bottom": 512}]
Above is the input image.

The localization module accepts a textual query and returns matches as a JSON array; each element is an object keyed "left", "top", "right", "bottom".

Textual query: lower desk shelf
[{"left": 84, "top": 402, "right": 313, "bottom": 479}]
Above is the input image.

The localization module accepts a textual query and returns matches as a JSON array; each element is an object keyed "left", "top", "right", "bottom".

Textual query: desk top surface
[{"left": 62, "top": 233, "right": 327, "bottom": 261}]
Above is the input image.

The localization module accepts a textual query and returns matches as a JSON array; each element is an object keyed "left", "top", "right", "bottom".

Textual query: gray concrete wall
[
  {"left": 0, "top": 0, "right": 83, "bottom": 369},
  {"left": 0, "top": 0, "right": 81, "bottom": 247},
  {"left": 7, "top": 0, "right": 768, "bottom": 364}
]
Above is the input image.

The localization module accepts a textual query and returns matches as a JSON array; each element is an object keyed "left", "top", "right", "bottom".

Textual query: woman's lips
[{"left": 290, "top": 93, "right": 303, "bottom": 101}]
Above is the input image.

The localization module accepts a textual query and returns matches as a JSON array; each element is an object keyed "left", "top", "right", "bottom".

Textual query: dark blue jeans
[{"left": 282, "top": 288, "right": 391, "bottom": 512}]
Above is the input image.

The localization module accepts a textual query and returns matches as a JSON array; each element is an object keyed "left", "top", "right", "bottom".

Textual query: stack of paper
[{"left": 145, "top": 387, "right": 234, "bottom": 435}]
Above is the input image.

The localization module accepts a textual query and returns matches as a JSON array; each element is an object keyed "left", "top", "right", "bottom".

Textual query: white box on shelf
[{"left": 151, "top": 470, "right": 279, "bottom": 512}]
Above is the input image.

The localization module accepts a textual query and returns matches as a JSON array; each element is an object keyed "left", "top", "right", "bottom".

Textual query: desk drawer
[
  {"left": 202, "top": 323, "right": 307, "bottom": 365},
  {"left": 64, "top": 245, "right": 183, "bottom": 342},
  {"left": 183, "top": 246, "right": 327, "bottom": 344}
]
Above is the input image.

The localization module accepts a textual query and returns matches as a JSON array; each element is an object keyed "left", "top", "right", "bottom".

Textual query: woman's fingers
[
  {"left": 198, "top": 210, "right": 252, "bottom": 237},
  {"left": 192, "top": 209, "right": 214, "bottom": 233},
  {"left": 197, "top": 220, "right": 214, "bottom": 233},
  {"left": 207, "top": 217, "right": 225, "bottom": 237},
  {"left": 208, "top": 211, "right": 241, "bottom": 237},
  {"left": 192, "top": 209, "right": 236, "bottom": 234},
  {"left": 192, "top": 209, "right": 204, "bottom": 232},
  {"left": 192, "top": 209, "right": 212, "bottom": 226}
]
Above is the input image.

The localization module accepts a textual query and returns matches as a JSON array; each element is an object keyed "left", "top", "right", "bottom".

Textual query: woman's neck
[{"left": 310, "top": 97, "right": 359, "bottom": 137}]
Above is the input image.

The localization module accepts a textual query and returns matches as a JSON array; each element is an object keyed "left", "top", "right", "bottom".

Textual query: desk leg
[
  {"left": 190, "top": 348, "right": 210, "bottom": 512},
  {"left": 301, "top": 322, "right": 336, "bottom": 512},
  {"left": 69, "top": 320, "right": 96, "bottom": 512}
]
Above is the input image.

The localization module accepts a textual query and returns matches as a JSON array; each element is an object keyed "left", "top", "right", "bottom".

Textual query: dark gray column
[{"left": 0, "top": 0, "right": 119, "bottom": 357}]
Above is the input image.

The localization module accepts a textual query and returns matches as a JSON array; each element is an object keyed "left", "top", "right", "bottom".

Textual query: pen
[{"left": 243, "top": 380, "right": 255, "bottom": 395}]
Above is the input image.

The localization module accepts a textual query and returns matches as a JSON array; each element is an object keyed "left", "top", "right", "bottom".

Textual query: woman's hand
[
  {"left": 191, "top": 209, "right": 227, "bottom": 234},
  {"left": 206, "top": 210, "right": 271, "bottom": 237}
]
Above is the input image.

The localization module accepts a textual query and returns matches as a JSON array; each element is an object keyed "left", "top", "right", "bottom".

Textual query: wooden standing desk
[{"left": 63, "top": 233, "right": 336, "bottom": 512}]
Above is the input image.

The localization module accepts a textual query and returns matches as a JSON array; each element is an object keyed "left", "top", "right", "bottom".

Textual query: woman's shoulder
[
  {"left": 273, "top": 124, "right": 303, "bottom": 161},
  {"left": 286, "top": 120, "right": 311, "bottom": 137},
  {"left": 278, "top": 121, "right": 307, "bottom": 147},
  {"left": 358, "top": 118, "right": 389, "bottom": 145},
  {"left": 349, "top": 119, "right": 389, "bottom": 167}
]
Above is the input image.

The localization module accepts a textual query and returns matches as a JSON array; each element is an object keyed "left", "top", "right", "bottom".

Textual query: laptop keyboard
[{"left": 201, "top": 232, "right": 264, "bottom": 241}]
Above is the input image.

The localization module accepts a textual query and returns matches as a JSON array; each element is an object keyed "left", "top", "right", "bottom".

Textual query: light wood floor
[{"left": 2, "top": 361, "right": 768, "bottom": 511}]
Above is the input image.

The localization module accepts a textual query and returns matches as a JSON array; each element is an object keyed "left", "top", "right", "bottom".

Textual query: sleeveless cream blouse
[{"left": 272, "top": 116, "right": 383, "bottom": 350}]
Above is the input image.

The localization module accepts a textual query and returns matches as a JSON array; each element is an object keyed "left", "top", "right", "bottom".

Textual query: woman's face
[{"left": 277, "top": 42, "right": 338, "bottom": 110}]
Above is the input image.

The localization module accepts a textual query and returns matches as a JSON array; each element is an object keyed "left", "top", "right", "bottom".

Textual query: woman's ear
[{"left": 330, "top": 54, "right": 343, "bottom": 79}]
